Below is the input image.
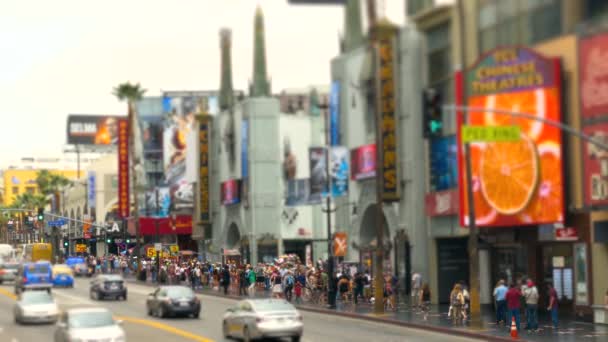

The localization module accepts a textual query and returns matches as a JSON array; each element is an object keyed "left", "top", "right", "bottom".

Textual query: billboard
[
  {"left": 579, "top": 32, "right": 608, "bottom": 120},
  {"left": 141, "top": 116, "right": 163, "bottom": 153},
  {"left": 117, "top": 119, "right": 129, "bottom": 218},
  {"left": 309, "top": 147, "right": 328, "bottom": 199},
  {"left": 582, "top": 123, "right": 608, "bottom": 207},
  {"left": 329, "top": 81, "right": 340, "bottom": 145},
  {"left": 221, "top": 179, "right": 241, "bottom": 206},
  {"left": 330, "top": 146, "right": 349, "bottom": 197},
  {"left": 350, "top": 144, "right": 376, "bottom": 180},
  {"left": 87, "top": 171, "right": 96, "bottom": 209},
  {"left": 199, "top": 116, "right": 211, "bottom": 223},
  {"left": 430, "top": 136, "right": 458, "bottom": 191},
  {"left": 377, "top": 34, "right": 399, "bottom": 201},
  {"left": 460, "top": 47, "right": 563, "bottom": 227},
  {"left": 67, "top": 115, "right": 124, "bottom": 145},
  {"left": 143, "top": 187, "right": 171, "bottom": 217}
]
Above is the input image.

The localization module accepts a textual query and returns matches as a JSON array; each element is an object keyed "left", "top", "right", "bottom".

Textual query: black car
[
  {"left": 89, "top": 275, "right": 127, "bottom": 301},
  {"left": 146, "top": 286, "right": 200, "bottom": 319}
]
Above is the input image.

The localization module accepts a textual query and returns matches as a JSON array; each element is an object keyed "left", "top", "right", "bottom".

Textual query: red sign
[
  {"left": 118, "top": 119, "right": 129, "bottom": 218},
  {"left": 425, "top": 189, "right": 459, "bottom": 217},
  {"left": 139, "top": 216, "right": 192, "bottom": 235},
  {"left": 333, "top": 232, "right": 347, "bottom": 257},
  {"left": 221, "top": 179, "right": 241, "bottom": 205},
  {"left": 579, "top": 33, "right": 608, "bottom": 119},
  {"left": 350, "top": 144, "right": 376, "bottom": 180},
  {"left": 555, "top": 227, "right": 578, "bottom": 241},
  {"left": 582, "top": 123, "right": 608, "bottom": 207}
]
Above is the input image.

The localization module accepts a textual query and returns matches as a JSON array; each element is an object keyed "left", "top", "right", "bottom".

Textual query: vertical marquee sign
[
  {"left": 199, "top": 116, "right": 211, "bottom": 224},
  {"left": 118, "top": 119, "right": 130, "bottom": 218},
  {"left": 377, "top": 30, "right": 399, "bottom": 202}
]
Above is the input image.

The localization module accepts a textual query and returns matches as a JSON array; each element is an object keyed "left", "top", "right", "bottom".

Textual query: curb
[{"left": 127, "top": 279, "right": 525, "bottom": 342}]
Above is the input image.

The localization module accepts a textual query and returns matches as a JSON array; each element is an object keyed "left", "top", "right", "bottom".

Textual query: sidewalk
[{"left": 129, "top": 278, "right": 608, "bottom": 342}]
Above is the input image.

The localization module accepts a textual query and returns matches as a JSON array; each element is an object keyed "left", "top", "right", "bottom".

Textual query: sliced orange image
[
  {"left": 479, "top": 134, "right": 539, "bottom": 215},
  {"left": 483, "top": 89, "right": 547, "bottom": 141},
  {"left": 462, "top": 143, "right": 497, "bottom": 225},
  {"left": 519, "top": 142, "right": 563, "bottom": 223}
]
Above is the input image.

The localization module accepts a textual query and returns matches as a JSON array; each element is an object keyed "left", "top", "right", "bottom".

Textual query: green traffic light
[
  {"left": 38, "top": 215, "right": 44, "bottom": 221},
  {"left": 126, "top": 239, "right": 130, "bottom": 243},
  {"left": 63, "top": 242, "right": 68, "bottom": 247},
  {"left": 430, "top": 120, "right": 442, "bottom": 133},
  {"left": 107, "top": 239, "right": 111, "bottom": 244}
]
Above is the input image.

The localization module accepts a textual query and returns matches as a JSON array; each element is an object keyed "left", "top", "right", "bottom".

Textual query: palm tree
[{"left": 113, "top": 82, "right": 146, "bottom": 270}]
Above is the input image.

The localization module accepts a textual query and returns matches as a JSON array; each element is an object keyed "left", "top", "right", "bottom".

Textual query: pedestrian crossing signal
[
  {"left": 423, "top": 88, "right": 443, "bottom": 138},
  {"left": 37, "top": 208, "right": 44, "bottom": 221}
]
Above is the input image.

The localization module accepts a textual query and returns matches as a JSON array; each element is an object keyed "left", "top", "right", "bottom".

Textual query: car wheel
[
  {"left": 192, "top": 311, "right": 199, "bottom": 319},
  {"left": 147, "top": 306, "right": 153, "bottom": 316},
  {"left": 89, "top": 290, "right": 94, "bottom": 300},
  {"left": 222, "top": 321, "right": 230, "bottom": 338},
  {"left": 157, "top": 306, "right": 165, "bottom": 318},
  {"left": 243, "top": 326, "right": 251, "bottom": 342},
  {"left": 292, "top": 335, "right": 301, "bottom": 342}
]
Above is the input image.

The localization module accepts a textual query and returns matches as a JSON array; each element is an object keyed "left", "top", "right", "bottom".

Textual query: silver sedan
[
  {"left": 222, "top": 299, "right": 303, "bottom": 342},
  {"left": 13, "top": 291, "right": 60, "bottom": 324}
]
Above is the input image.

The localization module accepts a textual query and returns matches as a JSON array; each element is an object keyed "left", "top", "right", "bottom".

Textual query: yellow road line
[
  {"left": 115, "top": 316, "right": 215, "bottom": 342},
  {"left": 0, "top": 287, "right": 17, "bottom": 300},
  {"left": 0, "top": 289, "right": 213, "bottom": 342}
]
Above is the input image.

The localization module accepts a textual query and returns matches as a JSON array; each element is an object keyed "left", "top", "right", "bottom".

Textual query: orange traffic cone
[{"left": 510, "top": 316, "right": 518, "bottom": 339}]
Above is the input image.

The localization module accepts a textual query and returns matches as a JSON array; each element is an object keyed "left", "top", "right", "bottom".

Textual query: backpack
[{"left": 286, "top": 275, "right": 294, "bottom": 287}]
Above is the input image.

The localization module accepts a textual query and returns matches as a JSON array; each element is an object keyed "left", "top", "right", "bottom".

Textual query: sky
[{"left": 0, "top": 0, "right": 404, "bottom": 167}]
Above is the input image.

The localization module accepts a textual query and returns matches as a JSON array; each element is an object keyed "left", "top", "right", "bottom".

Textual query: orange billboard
[{"left": 458, "top": 47, "right": 564, "bottom": 227}]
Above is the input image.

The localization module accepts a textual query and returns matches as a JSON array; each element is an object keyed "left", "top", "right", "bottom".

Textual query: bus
[{"left": 23, "top": 243, "right": 53, "bottom": 263}]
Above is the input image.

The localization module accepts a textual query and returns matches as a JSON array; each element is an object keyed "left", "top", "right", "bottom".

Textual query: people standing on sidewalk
[
  {"left": 411, "top": 271, "right": 421, "bottom": 309},
  {"left": 449, "top": 283, "right": 465, "bottom": 323},
  {"left": 460, "top": 281, "right": 470, "bottom": 320},
  {"left": 284, "top": 271, "right": 295, "bottom": 302},
  {"left": 238, "top": 267, "right": 248, "bottom": 296},
  {"left": 547, "top": 283, "right": 559, "bottom": 330},
  {"left": 221, "top": 265, "right": 231, "bottom": 295},
  {"left": 294, "top": 277, "right": 303, "bottom": 304},
  {"left": 248, "top": 266, "right": 257, "bottom": 297},
  {"left": 420, "top": 283, "right": 431, "bottom": 321},
  {"left": 493, "top": 279, "right": 508, "bottom": 325},
  {"left": 353, "top": 272, "right": 365, "bottom": 305},
  {"left": 505, "top": 283, "right": 522, "bottom": 332},
  {"left": 271, "top": 270, "right": 283, "bottom": 299},
  {"left": 523, "top": 279, "right": 539, "bottom": 332}
]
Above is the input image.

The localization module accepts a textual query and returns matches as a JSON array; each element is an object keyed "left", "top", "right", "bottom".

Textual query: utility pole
[
  {"left": 324, "top": 102, "right": 336, "bottom": 309},
  {"left": 155, "top": 188, "right": 160, "bottom": 282}
]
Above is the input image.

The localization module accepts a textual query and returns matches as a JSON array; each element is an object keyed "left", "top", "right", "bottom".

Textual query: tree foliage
[{"left": 112, "top": 82, "right": 146, "bottom": 104}]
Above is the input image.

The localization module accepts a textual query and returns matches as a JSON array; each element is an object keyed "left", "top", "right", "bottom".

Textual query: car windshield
[
  {"left": 2, "top": 264, "right": 18, "bottom": 270},
  {"left": 104, "top": 275, "right": 123, "bottom": 282},
  {"left": 26, "top": 264, "right": 50, "bottom": 274},
  {"left": 68, "top": 311, "right": 115, "bottom": 329},
  {"left": 166, "top": 287, "right": 194, "bottom": 298},
  {"left": 21, "top": 292, "right": 53, "bottom": 305},
  {"left": 252, "top": 300, "right": 296, "bottom": 312}
]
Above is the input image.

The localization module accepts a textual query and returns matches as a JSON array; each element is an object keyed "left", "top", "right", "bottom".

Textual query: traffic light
[
  {"left": 423, "top": 88, "right": 443, "bottom": 138},
  {"left": 37, "top": 208, "right": 44, "bottom": 221},
  {"left": 63, "top": 240, "right": 69, "bottom": 247},
  {"left": 126, "top": 239, "right": 130, "bottom": 244},
  {"left": 106, "top": 238, "right": 112, "bottom": 244}
]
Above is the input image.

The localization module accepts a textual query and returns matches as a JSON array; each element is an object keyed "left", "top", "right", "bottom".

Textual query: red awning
[{"left": 139, "top": 216, "right": 193, "bottom": 236}]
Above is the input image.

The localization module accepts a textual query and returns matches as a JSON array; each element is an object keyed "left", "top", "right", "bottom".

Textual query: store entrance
[{"left": 540, "top": 243, "right": 574, "bottom": 310}]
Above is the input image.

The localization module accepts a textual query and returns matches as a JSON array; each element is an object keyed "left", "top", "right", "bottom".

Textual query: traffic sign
[
  {"left": 154, "top": 243, "right": 162, "bottom": 251},
  {"left": 461, "top": 125, "right": 521, "bottom": 143}
]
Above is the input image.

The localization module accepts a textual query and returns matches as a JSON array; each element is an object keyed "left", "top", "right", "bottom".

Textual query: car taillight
[{"left": 22, "top": 277, "right": 28, "bottom": 284}]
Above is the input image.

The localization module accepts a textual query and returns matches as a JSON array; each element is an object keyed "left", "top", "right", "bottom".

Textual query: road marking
[
  {"left": 0, "top": 287, "right": 17, "bottom": 300},
  {"left": 115, "top": 316, "right": 215, "bottom": 342}
]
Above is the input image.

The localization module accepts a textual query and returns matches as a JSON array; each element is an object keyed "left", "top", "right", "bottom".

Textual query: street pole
[
  {"left": 155, "top": 188, "right": 160, "bottom": 282},
  {"left": 325, "top": 100, "right": 336, "bottom": 309}
]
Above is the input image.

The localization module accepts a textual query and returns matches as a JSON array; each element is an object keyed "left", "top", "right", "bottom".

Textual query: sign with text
[
  {"left": 460, "top": 47, "right": 564, "bottom": 227},
  {"left": 118, "top": 119, "right": 130, "bottom": 218},
  {"left": 350, "top": 144, "right": 376, "bottom": 180},
  {"left": 582, "top": 123, "right": 608, "bottom": 207},
  {"left": 579, "top": 32, "right": 608, "bottom": 119},
  {"left": 377, "top": 33, "right": 399, "bottom": 202},
  {"left": 75, "top": 244, "right": 87, "bottom": 253},
  {"left": 199, "top": 116, "right": 211, "bottom": 223},
  {"left": 461, "top": 125, "right": 521, "bottom": 142},
  {"left": 425, "top": 189, "right": 459, "bottom": 217},
  {"left": 333, "top": 232, "right": 347, "bottom": 257},
  {"left": 66, "top": 115, "right": 124, "bottom": 145},
  {"left": 87, "top": 171, "right": 96, "bottom": 209},
  {"left": 329, "top": 81, "right": 340, "bottom": 145}
]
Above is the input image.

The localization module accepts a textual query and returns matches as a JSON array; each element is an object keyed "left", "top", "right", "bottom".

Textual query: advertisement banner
[
  {"left": 579, "top": 32, "right": 608, "bottom": 120},
  {"left": 330, "top": 81, "right": 340, "bottom": 145},
  {"left": 87, "top": 171, "right": 96, "bottom": 209},
  {"left": 139, "top": 216, "right": 193, "bottom": 235},
  {"left": 221, "top": 179, "right": 241, "bottom": 206},
  {"left": 66, "top": 115, "right": 124, "bottom": 145},
  {"left": 460, "top": 47, "right": 564, "bottom": 227},
  {"left": 350, "top": 144, "right": 376, "bottom": 180},
  {"left": 425, "top": 189, "right": 459, "bottom": 217},
  {"left": 118, "top": 119, "right": 130, "bottom": 219},
  {"left": 333, "top": 232, "right": 347, "bottom": 257},
  {"left": 430, "top": 136, "right": 458, "bottom": 191},
  {"left": 309, "top": 147, "right": 328, "bottom": 199},
  {"left": 582, "top": 123, "right": 608, "bottom": 207},
  {"left": 286, "top": 179, "right": 312, "bottom": 206},
  {"left": 199, "top": 117, "right": 211, "bottom": 223},
  {"left": 141, "top": 116, "right": 164, "bottom": 153},
  {"left": 162, "top": 95, "right": 198, "bottom": 186},
  {"left": 377, "top": 35, "right": 399, "bottom": 202},
  {"left": 242, "top": 119, "right": 249, "bottom": 179},
  {"left": 330, "top": 147, "right": 349, "bottom": 197}
]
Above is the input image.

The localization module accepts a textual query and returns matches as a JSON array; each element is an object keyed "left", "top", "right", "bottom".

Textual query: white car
[
  {"left": 54, "top": 307, "right": 125, "bottom": 342},
  {"left": 13, "top": 291, "right": 60, "bottom": 324}
]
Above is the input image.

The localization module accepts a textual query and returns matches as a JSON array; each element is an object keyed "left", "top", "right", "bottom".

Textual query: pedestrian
[
  {"left": 547, "top": 283, "right": 559, "bottom": 329},
  {"left": 460, "top": 281, "right": 470, "bottom": 320},
  {"left": 353, "top": 272, "right": 365, "bottom": 305},
  {"left": 505, "top": 282, "right": 522, "bottom": 331},
  {"left": 271, "top": 271, "right": 283, "bottom": 299},
  {"left": 523, "top": 279, "right": 539, "bottom": 332},
  {"left": 238, "top": 268, "right": 248, "bottom": 296},
  {"left": 248, "top": 266, "right": 257, "bottom": 297},
  {"left": 284, "top": 271, "right": 295, "bottom": 302},
  {"left": 493, "top": 279, "right": 508, "bottom": 325},
  {"left": 420, "top": 283, "right": 431, "bottom": 321},
  {"left": 294, "top": 278, "right": 303, "bottom": 304},
  {"left": 411, "top": 271, "right": 422, "bottom": 308},
  {"left": 222, "top": 266, "right": 231, "bottom": 295},
  {"left": 449, "top": 283, "right": 464, "bottom": 323}
]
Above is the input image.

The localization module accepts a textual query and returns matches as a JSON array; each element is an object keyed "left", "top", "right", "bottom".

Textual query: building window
[
  {"left": 478, "top": 0, "right": 562, "bottom": 55},
  {"left": 426, "top": 21, "right": 454, "bottom": 133},
  {"left": 407, "top": 0, "right": 433, "bottom": 16},
  {"left": 25, "top": 187, "right": 36, "bottom": 195},
  {"left": 12, "top": 187, "right": 19, "bottom": 195}
]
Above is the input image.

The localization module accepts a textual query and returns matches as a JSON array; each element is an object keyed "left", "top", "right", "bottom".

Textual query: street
[{"left": 0, "top": 277, "right": 480, "bottom": 342}]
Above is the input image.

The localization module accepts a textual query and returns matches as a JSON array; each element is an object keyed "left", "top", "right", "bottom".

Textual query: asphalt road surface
[{"left": 0, "top": 277, "right": 480, "bottom": 342}]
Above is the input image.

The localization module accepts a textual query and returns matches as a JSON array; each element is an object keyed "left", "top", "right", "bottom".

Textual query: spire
[
  {"left": 219, "top": 28, "right": 234, "bottom": 111},
  {"left": 250, "top": 5, "right": 271, "bottom": 97},
  {"left": 343, "top": 0, "right": 364, "bottom": 53}
]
